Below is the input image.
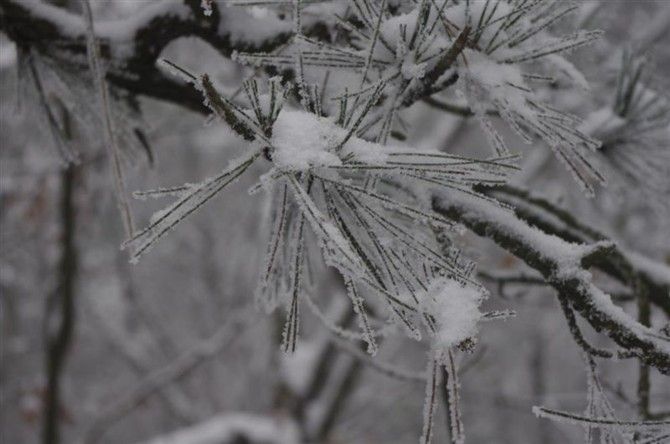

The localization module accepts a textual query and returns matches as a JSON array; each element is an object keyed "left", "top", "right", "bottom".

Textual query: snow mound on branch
[
  {"left": 271, "top": 110, "right": 389, "bottom": 171},
  {"left": 422, "top": 278, "right": 484, "bottom": 351},
  {"left": 271, "top": 110, "right": 343, "bottom": 170}
]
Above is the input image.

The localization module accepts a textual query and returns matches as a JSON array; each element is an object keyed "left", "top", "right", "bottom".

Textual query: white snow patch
[
  {"left": 21, "top": 0, "right": 191, "bottom": 59},
  {"left": 343, "top": 138, "right": 390, "bottom": 165},
  {"left": 218, "top": 4, "right": 292, "bottom": 46},
  {"left": 271, "top": 111, "right": 342, "bottom": 170},
  {"left": 279, "top": 340, "right": 321, "bottom": 396},
  {"left": 141, "top": 413, "right": 299, "bottom": 444},
  {"left": 271, "top": 110, "right": 389, "bottom": 170},
  {"left": 422, "top": 278, "right": 484, "bottom": 351}
]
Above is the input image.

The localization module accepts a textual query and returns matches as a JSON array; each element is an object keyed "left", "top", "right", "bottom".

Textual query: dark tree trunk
[{"left": 43, "top": 117, "right": 78, "bottom": 444}]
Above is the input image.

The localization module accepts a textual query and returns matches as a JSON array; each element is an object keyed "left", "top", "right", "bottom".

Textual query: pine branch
[
  {"left": 484, "top": 185, "right": 670, "bottom": 317},
  {"left": 533, "top": 406, "right": 670, "bottom": 431},
  {"left": 0, "top": 0, "right": 322, "bottom": 114},
  {"left": 432, "top": 190, "right": 670, "bottom": 375}
]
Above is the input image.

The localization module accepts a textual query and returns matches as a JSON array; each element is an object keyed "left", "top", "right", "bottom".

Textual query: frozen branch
[
  {"left": 432, "top": 190, "right": 670, "bottom": 374},
  {"left": 485, "top": 185, "right": 670, "bottom": 317},
  {"left": 533, "top": 406, "right": 670, "bottom": 431},
  {"left": 0, "top": 0, "right": 311, "bottom": 113}
]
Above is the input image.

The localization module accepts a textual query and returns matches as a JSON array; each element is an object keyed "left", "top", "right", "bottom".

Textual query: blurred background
[{"left": 1, "top": 1, "right": 669, "bottom": 443}]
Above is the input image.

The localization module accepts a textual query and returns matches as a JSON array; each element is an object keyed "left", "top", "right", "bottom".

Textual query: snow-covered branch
[
  {"left": 432, "top": 190, "right": 670, "bottom": 375},
  {"left": 10, "top": 0, "right": 664, "bottom": 371},
  {"left": 486, "top": 185, "right": 670, "bottom": 317},
  {"left": 0, "top": 0, "right": 309, "bottom": 113}
]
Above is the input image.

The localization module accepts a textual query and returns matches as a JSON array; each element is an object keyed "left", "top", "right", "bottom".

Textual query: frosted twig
[
  {"left": 443, "top": 349, "right": 465, "bottom": 444},
  {"left": 533, "top": 406, "right": 670, "bottom": 431},
  {"left": 80, "top": 0, "right": 135, "bottom": 240},
  {"left": 329, "top": 334, "right": 426, "bottom": 383},
  {"left": 420, "top": 358, "right": 439, "bottom": 444}
]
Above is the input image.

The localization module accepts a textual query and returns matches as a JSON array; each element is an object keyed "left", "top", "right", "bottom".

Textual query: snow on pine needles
[
  {"left": 236, "top": 0, "right": 606, "bottom": 194},
  {"left": 126, "top": 65, "right": 513, "bottom": 354},
  {"left": 123, "top": 1, "right": 616, "bottom": 443}
]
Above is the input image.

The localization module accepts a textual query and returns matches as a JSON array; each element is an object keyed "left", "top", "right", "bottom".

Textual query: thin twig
[{"left": 80, "top": 0, "right": 135, "bottom": 239}]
